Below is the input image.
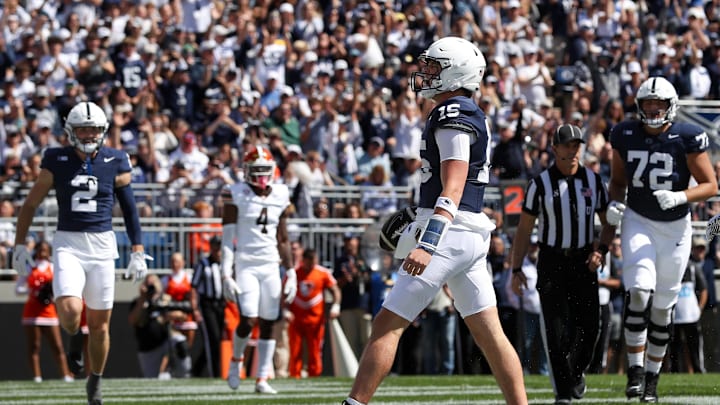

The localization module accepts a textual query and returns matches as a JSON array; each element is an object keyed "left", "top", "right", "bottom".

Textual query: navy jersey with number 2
[
  {"left": 610, "top": 120, "right": 709, "bottom": 221},
  {"left": 41, "top": 146, "right": 132, "bottom": 232}
]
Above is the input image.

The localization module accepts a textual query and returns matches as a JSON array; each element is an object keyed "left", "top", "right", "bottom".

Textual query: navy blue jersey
[
  {"left": 42, "top": 146, "right": 132, "bottom": 232},
  {"left": 115, "top": 58, "right": 147, "bottom": 98},
  {"left": 419, "top": 96, "right": 491, "bottom": 213},
  {"left": 610, "top": 120, "right": 709, "bottom": 221}
]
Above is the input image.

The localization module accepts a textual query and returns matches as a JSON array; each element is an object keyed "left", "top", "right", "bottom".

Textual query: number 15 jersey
[{"left": 225, "top": 182, "right": 290, "bottom": 264}]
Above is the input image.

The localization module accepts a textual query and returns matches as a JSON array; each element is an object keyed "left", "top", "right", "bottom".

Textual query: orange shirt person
[
  {"left": 162, "top": 252, "right": 197, "bottom": 347},
  {"left": 286, "top": 248, "right": 341, "bottom": 378},
  {"left": 16, "top": 240, "right": 74, "bottom": 383}
]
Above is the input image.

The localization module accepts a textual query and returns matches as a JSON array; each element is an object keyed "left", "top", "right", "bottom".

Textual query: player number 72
[{"left": 627, "top": 150, "right": 673, "bottom": 190}]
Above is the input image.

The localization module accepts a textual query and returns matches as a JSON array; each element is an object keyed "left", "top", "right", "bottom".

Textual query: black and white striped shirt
[
  {"left": 191, "top": 257, "right": 224, "bottom": 301},
  {"left": 522, "top": 165, "right": 609, "bottom": 249}
]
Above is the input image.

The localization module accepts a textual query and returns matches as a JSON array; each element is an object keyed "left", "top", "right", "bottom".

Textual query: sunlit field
[{"left": 1, "top": 374, "right": 719, "bottom": 404}]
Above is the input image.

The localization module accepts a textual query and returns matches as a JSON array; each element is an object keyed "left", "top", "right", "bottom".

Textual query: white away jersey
[{"left": 226, "top": 182, "right": 290, "bottom": 264}]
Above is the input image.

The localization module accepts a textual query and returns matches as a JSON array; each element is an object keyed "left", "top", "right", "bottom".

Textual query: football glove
[
  {"left": 223, "top": 277, "right": 242, "bottom": 302},
  {"left": 12, "top": 245, "right": 35, "bottom": 276},
  {"left": 283, "top": 268, "right": 297, "bottom": 304},
  {"left": 707, "top": 213, "right": 720, "bottom": 242},
  {"left": 606, "top": 201, "right": 626, "bottom": 226},
  {"left": 653, "top": 190, "right": 687, "bottom": 211},
  {"left": 379, "top": 206, "right": 417, "bottom": 252},
  {"left": 125, "top": 251, "right": 153, "bottom": 282}
]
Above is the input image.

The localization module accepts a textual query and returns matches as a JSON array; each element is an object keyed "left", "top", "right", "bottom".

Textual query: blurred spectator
[
  {"left": 333, "top": 235, "right": 371, "bottom": 360},
  {"left": 187, "top": 201, "right": 222, "bottom": 264},
  {"left": 589, "top": 237, "right": 623, "bottom": 374},
  {"left": 168, "top": 132, "right": 209, "bottom": 184},
  {"left": 128, "top": 274, "right": 192, "bottom": 379},
  {"left": 516, "top": 44, "right": 554, "bottom": 109},
  {"left": 391, "top": 98, "right": 422, "bottom": 188},
  {"left": 162, "top": 252, "right": 198, "bottom": 351},
  {"left": 490, "top": 120, "right": 530, "bottom": 181},
  {"left": 421, "top": 286, "right": 456, "bottom": 375},
  {"left": 15, "top": 240, "right": 74, "bottom": 383},
  {"left": 354, "top": 136, "right": 391, "bottom": 185},
  {"left": 605, "top": 237, "right": 626, "bottom": 375},
  {"left": 0, "top": 199, "right": 17, "bottom": 272},
  {"left": 361, "top": 164, "right": 398, "bottom": 219},
  {"left": 263, "top": 102, "right": 301, "bottom": 147},
  {"left": 669, "top": 237, "right": 708, "bottom": 373},
  {"left": 514, "top": 234, "right": 548, "bottom": 376}
]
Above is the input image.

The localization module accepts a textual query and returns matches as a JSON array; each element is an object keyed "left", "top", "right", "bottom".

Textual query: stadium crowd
[{"left": 2, "top": 0, "right": 720, "bottom": 383}]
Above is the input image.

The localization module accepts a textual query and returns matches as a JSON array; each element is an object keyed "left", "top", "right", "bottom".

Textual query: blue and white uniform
[
  {"left": 384, "top": 96, "right": 497, "bottom": 322},
  {"left": 610, "top": 120, "right": 709, "bottom": 309},
  {"left": 44, "top": 146, "right": 132, "bottom": 309}
]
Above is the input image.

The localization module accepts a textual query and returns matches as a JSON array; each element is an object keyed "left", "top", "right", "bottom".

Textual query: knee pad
[
  {"left": 647, "top": 306, "right": 673, "bottom": 348},
  {"left": 623, "top": 289, "right": 652, "bottom": 332}
]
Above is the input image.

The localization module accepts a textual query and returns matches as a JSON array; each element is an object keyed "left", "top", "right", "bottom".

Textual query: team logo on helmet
[{"left": 244, "top": 145, "right": 275, "bottom": 188}]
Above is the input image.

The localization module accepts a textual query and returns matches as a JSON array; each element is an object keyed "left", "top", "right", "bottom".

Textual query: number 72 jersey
[
  {"left": 224, "top": 182, "right": 290, "bottom": 264},
  {"left": 610, "top": 120, "right": 709, "bottom": 221}
]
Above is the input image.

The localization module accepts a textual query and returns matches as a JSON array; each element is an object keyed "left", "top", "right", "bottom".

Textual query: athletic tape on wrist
[
  {"left": 417, "top": 214, "right": 451, "bottom": 254},
  {"left": 434, "top": 197, "right": 458, "bottom": 218}
]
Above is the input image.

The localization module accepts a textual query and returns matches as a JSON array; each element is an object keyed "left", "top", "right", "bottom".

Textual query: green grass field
[{"left": 1, "top": 374, "right": 719, "bottom": 404}]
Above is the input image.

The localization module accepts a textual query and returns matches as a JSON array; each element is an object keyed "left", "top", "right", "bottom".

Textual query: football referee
[{"left": 510, "top": 124, "right": 615, "bottom": 405}]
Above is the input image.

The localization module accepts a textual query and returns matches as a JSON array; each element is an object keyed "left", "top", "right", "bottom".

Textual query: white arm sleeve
[
  {"left": 221, "top": 223, "right": 236, "bottom": 279},
  {"left": 435, "top": 128, "right": 475, "bottom": 162}
]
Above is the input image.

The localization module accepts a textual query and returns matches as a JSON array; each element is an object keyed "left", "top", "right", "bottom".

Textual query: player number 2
[
  {"left": 256, "top": 207, "right": 268, "bottom": 234},
  {"left": 70, "top": 175, "right": 99, "bottom": 212},
  {"left": 627, "top": 150, "right": 673, "bottom": 190}
]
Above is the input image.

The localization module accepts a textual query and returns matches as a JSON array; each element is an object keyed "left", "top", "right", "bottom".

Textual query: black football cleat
[
  {"left": 625, "top": 365, "right": 645, "bottom": 399},
  {"left": 640, "top": 372, "right": 659, "bottom": 403},
  {"left": 572, "top": 373, "right": 586, "bottom": 399}
]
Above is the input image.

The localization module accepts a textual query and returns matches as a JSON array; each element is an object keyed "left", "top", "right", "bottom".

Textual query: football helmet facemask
[
  {"left": 244, "top": 145, "right": 275, "bottom": 188},
  {"left": 410, "top": 37, "right": 486, "bottom": 99},
  {"left": 64, "top": 102, "right": 109, "bottom": 154},
  {"left": 635, "top": 77, "right": 678, "bottom": 129}
]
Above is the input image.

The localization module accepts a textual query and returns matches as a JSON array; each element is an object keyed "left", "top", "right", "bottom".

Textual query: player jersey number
[
  {"left": 256, "top": 207, "right": 268, "bottom": 234},
  {"left": 627, "top": 150, "right": 673, "bottom": 190},
  {"left": 70, "top": 175, "right": 98, "bottom": 212},
  {"left": 437, "top": 103, "right": 460, "bottom": 121}
]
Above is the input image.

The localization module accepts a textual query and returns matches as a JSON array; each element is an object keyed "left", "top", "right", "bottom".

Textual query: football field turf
[{"left": 1, "top": 374, "right": 718, "bottom": 404}]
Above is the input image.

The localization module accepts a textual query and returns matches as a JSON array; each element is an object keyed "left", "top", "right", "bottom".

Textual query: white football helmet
[
  {"left": 64, "top": 101, "right": 109, "bottom": 154},
  {"left": 410, "top": 37, "right": 486, "bottom": 99},
  {"left": 635, "top": 77, "right": 678, "bottom": 128},
  {"left": 243, "top": 145, "right": 275, "bottom": 188}
]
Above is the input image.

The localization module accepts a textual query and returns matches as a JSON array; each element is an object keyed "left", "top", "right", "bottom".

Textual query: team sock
[
  {"left": 86, "top": 373, "right": 102, "bottom": 403},
  {"left": 628, "top": 352, "right": 644, "bottom": 368}
]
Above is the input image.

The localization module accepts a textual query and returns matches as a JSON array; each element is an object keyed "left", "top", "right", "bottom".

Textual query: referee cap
[{"left": 553, "top": 124, "right": 585, "bottom": 145}]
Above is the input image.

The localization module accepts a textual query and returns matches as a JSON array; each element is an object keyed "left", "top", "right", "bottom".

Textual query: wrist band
[
  {"left": 417, "top": 214, "right": 451, "bottom": 254},
  {"left": 434, "top": 196, "right": 458, "bottom": 218}
]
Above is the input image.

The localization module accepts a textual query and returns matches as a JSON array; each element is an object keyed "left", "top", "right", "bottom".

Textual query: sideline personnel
[{"left": 511, "top": 124, "right": 613, "bottom": 404}]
